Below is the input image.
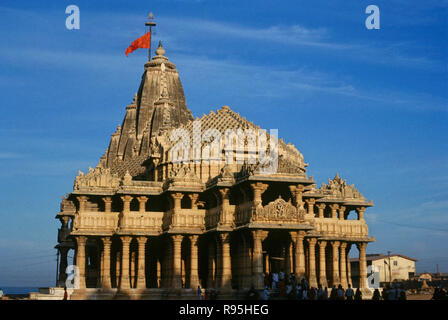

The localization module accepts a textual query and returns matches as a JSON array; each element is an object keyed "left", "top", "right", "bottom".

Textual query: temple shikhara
[{"left": 54, "top": 41, "right": 375, "bottom": 299}]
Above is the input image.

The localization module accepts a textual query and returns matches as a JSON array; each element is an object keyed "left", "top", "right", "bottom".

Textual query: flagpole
[{"left": 145, "top": 12, "right": 156, "bottom": 61}]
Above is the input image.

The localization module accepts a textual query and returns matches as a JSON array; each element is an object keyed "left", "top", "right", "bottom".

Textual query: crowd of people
[
  {"left": 256, "top": 271, "right": 364, "bottom": 300},
  {"left": 194, "top": 271, "right": 448, "bottom": 301}
]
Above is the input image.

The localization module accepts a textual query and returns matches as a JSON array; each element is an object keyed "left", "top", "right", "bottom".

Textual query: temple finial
[{"left": 155, "top": 41, "right": 165, "bottom": 56}]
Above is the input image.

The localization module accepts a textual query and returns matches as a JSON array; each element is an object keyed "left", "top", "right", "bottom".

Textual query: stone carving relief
[
  {"left": 254, "top": 196, "right": 299, "bottom": 222},
  {"left": 74, "top": 167, "right": 121, "bottom": 190},
  {"left": 319, "top": 174, "right": 366, "bottom": 201}
]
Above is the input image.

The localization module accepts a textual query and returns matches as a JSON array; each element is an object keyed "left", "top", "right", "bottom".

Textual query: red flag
[{"left": 125, "top": 32, "right": 151, "bottom": 56}]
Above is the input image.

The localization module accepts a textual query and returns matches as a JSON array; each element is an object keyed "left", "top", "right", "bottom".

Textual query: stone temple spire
[{"left": 99, "top": 42, "right": 193, "bottom": 176}]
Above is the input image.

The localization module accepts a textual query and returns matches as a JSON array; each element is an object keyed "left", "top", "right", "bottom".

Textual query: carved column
[
  {"left": 318, "top": 241, "right": 328, "bottom": 287},
  {"left": 120, "top": 195, "right": 133, "bottom": 213},
  {"left": 219, "top": 188, "right": 231, "bottom": 225},
  {"left": 101, "top": 237, "right": 112, "bottom": 289},
  {"left": 136, "top": 237, "right": 147, "bottom": 289},
  {"left": 119, "top": 236, "right": 132, "bottom": 290},
  {"left": 172, "top": 235, "right": 183, "bottom": 288},
  {"left": 220, "top": 233, "right": 232, "bottom": 290},
  {"left": 190, "top": 235, "right": 200, "bottom": 288},
  {"left": 171, "top": 193, "right": 183, "bottom": 210},
  {"left": 289, "top": 185, "right": 305, "bottom": 208},
  {"left": 356, "top": 207, "right": 366, "bottom": 221},
  {"left": 58, "top": 247, "right": 69, "bottom": 285},
  {"left": 77, "top": 196, "right": 88, "bottom": 213},
  {"left": 285, "top": 241, "right": 292, "bottom": 275},
  {"left": 294, "top": 231, "right": 306, "bottom": 277},
  {"left": 307, "top": 238, "right": 318, "bottom": 287},
  {"left": 340, "top": 242, "right": 348, "bottom": 288},
  {"left": 331, "top": 241, "right": 340, "bottom": 286},
  {"left": 137, "top": 196, "right": 148, "bottom": 213},
  {"left": 188, "top": 193, "right": 199, "bottom": 210},
  {"left": 305, "top": 198, "right": 316, "bottom": 216},
  {"left": 329, "top": 204, "right": 339, "bottom": 219},
  {"left": 207, "top": 241, "right": 215, "bottom": 287},
  {"left": 103, "top": 197, "right": 112, "bottom": 213},
  {"left": 339, "top": 206, "right": 346, "bottom": 221},
  {"left": 357, "top": 242, "right": 367, "bottom": 289},
  {"left": 75, "top": 236, "right": 87, "bottom": 289},
  {"left": 316, "top": 203, "right": 326, "bottom": 219},
  {"left": 346, "top": 243, "right": 352, "bottom": 286},
  {"left": 252, "top": 182, "right": 268, "bottom": 207},
  {"left": 252, "top": 230, "right": 266, "bottom": 289}
]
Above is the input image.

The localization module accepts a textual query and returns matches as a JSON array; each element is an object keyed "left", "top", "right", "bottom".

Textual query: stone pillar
[
  {"left": 157, "top": 259, "right": 161, "bottom": 288},
  {"left": 137, "top": 196, "right": 148, "bottom": 213},
  {"left": 294, "top": 231, "right": 306, "bottom": 277},
  {"left": 58, "top": 247, "right": 69, "bottom": 285},
  {"left": 316, "top": 203, "right": 326, "bottom": 219},
  {"left": 207, "top": 241, "right": 215, "bottom": 287},
  {"left": 357, "top": 242, "right": 367, "bottom": 289},
  {"left": 188, "top": 194, "right": 199, "bottom": 210},
  {"left": 115, "top": 250, "right": 121, "bottom": 288},
  {"left": 75, "top": 236, "right": 87, "bottom": 289},
  {"left": 340, "top": 242, "right": 348, "bottom": 288},
  {"left": 252, "top": 230, "right": 266, "bottom": 289},
  {"left": 190, "top": 235, "right": 200, "bottom": 288},
  {"left": 172, "top": 235, "right": 183, "bottom": 288},
  {"left": 356, "top": 207, "right": 366, "bottom": 221},
  {"left": 331, "top": 241, "right": 340, "bottom": 286},
  {"left": 136, "top": 237, "right": 147, "bottom": 289},
  {"left": 120, "top": 195, "right": 133, "bottom": 213},
  {"left": 219, "top": 188, "right": 231, "bottom": 225},
  {"left": 307, "top": 238, "right": 317, "bottom": 287},
  {"left": 77, "top": 196, "right": 88, "bottom": 213},
  {"left": 285, "top": 241, "right": 291, "bottom": 275},
  {"left": 101, "top": 237, "right": 112, "bottom": 289},
  {"left": 103, "top": 197, "right": 112, "bottom": 213},
  {"left": 220, "top": 233, "right": 232, "bottom": 290},
  {"left": 130, "top": 251, "right": 136, "bottom": 288},
  {"left": 305, "top": 198, "right": 316, "bottom": 216},
  {"left": 339, "top": 206, "right": 346, "bottom": 221},
  {"left": 329, "top": 204, "right": 339, "bottom": 219},
  {"left": 215, "top": 241, "right": 222, "bottom": 287},
  {"left": 288, "top": 185, "right": 305, "bottom": 208},
  {"left": 119, "top": 236, "right": 132, "bottom": 290},
  {"left": 171, "top": 193, "right": 183, "bottom": 210},
  {"left": 252, "top": 182, "right": 268, "bottom": 207},
  {"left": 264, "top": 253, "right": 269, "bottom": 274},
  {"left": 346, "top": 243, "right": 352, "bottom": 286},
  {"left": 318, "top": 241, "right": 328, "bottom": 287}
]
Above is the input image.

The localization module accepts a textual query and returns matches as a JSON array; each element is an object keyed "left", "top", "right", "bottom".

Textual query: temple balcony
[
  {"left": 205, "top": 204, "right": 236, "bottom": 230},
  {"left": 313, "top": 217, "right": 369, "bottom": 238},
  {"left": 71, "top": 211, "right": 119, "bottom": 235},
  {"left": 162, "top": 208, "right": 206, "bottom": 232},
  {"left": 118, "top": 210, "right": 164, "bottom": 234}
]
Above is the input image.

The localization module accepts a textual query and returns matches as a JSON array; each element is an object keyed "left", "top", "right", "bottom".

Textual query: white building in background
[{"left": 350, "top": 254, "right": 417, "bottom": 285}]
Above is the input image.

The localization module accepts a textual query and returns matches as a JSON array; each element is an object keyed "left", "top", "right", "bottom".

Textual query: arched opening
[
  {"left": 130, "top": 197, "right": 139, "bottom": 212},
  {"left": 181, "top": 237, "right": 191, "bottom": 287},
  {"left": 181, "top": 194, "right": 192, "bottom": 209},
  {"left": 85, "top": 238, "right": 100, "bottom": 288},
  {"left": 262, "top": 183, "right": 292, "bottom": 206},
  {"left": 346, "top": 209, "right": 358, "bottom": 220}
]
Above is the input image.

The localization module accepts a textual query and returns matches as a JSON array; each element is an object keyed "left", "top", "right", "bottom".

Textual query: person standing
[
  {"left": 345, "top": 284, "right": 354, "bottom": 301},
  {"left": 336, "top": 284, "right": 345, "bottom": 300},
  {"left": 0, "top": 288, "right": 4, "bottom": 299},
  {"left": 197, "top": 286, "right": 202, "bottom": 300},
  {"left": 372, "top": 288, "right": 381, "bottom": 300},
  {"left": 262, "top": 286, "right": 270, "bottom": 300},
  {"left": 354, "top": 288, "right": 363, "bottom": 300}
]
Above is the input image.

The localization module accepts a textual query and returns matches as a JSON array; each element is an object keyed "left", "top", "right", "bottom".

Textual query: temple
[{"left": 55, "top": 42, "right": 375, "bottom": 299}]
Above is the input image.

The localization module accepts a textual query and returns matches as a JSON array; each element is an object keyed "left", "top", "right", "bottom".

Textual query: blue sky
[{"left": 0, "top": 0, "right": 447, "bottom": 286}]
